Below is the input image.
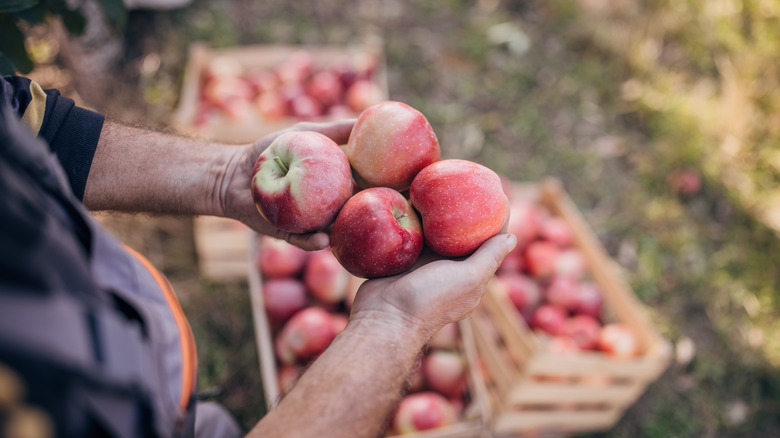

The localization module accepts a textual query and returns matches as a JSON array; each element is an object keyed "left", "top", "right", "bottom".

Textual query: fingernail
[{"left": 506, "top": 234, "right": 517, "bottom": 251}]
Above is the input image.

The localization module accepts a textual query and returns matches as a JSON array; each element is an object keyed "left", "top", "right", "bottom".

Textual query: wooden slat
[
  {"left": 247, "top": 233, "right": 281, "bottom": 410},
  {"left": 506, "top": 380, "right": 647, "bottom": 406},
  {"left": 481, "top": 279, "right": 536, "bottom": 367},
  {"left": 493, "top": 408, "right": 623, "bottom": 437},
  {"left": 525, "top": 351, "right": 666, "bottom": 380}
]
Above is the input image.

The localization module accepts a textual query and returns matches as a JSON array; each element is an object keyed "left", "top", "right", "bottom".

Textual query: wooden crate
[
  {"left": 172, "top": 39, "right": 388, "bottom": 144},
  {"left": 246, "top": 233, "right": 492, "bottom": 437},
  {"left": 469, "top": 179, "right": 672, "bottom": 437},
  {"left": 193, "top": 216, "right": 252, "bottom": 281}
]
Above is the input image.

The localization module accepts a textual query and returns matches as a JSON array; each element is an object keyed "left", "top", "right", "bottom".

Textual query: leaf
[
  {"left": 0, "top": 16, "right": 33, "bottom": 74},
  {"left": 0, "top": 0, "right": 38, "bottom": 13}
]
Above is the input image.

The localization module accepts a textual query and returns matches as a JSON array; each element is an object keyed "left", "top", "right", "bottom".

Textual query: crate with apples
[
  {"left": 173, "top": 39, "right": 388, "bottom": 144},
  {"left": 248, "top": 234, "right": 492, "bottom": 437},
  {"left": 468, "top": 179, "right": 672, "bottom": 437}
]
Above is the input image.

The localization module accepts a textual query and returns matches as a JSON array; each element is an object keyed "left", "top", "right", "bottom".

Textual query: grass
[{"left": 31, "top": 0, "right": 780, "bottom": 435}]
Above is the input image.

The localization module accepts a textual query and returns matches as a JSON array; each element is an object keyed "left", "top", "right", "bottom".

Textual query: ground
[{"left": 24, "top": 0, "right": 780, "bottom": 436}]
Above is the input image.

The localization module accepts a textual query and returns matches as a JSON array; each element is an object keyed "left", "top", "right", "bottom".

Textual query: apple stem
[
  {"left": 395, "top": 212, "right": 408, "bottom": 221},
  {"left": 274, "top": 156, "right": 290, "bottom": 175}
]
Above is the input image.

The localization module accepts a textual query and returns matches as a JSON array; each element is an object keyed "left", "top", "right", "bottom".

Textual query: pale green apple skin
[
  {"left": 251, "top": 131, "right": 354, "bottom": 234},
  {"left": 346, "top": 101, "right": 440, "bottom": 191}
]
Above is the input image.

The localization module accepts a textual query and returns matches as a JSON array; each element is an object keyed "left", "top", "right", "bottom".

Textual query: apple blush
[
  {"left": 330, "top": 187, "right": 423, "bottom": 278},
  {"left": 251, "top": 130, "right": 354, "bottom": 234},
  {"left": 410, "top": 159, "right": 510, "bottom": 257},
  {"left": 346, "top": 101, "right": 441, "bottom": 191}
]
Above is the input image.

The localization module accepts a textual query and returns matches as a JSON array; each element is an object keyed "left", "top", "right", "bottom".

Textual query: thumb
[{"left": 465, "top": 233, "right": 517, "bottom": 276}]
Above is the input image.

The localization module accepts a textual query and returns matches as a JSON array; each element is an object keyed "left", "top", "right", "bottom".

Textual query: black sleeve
[{"left": 1, "top": 75, "right": 104, "bottom": 201}]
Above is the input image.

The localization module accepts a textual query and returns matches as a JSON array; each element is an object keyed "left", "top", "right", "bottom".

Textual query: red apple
[
  {"left": 497, "top": 250, "right": 524, "bottom": 273},
  {"left": 304, "top": 249, "right": 349, "bottom": 304},
  {"left": 545, "top": 275, "right": 581, "bottom": 311},
  {"left": 598, "top": 323, "right": 641, "bottom": 358},
  {"left": 289, "top": 94, "right": 323, "bottom": 119},
  {"left": 574, "top": 282, "right": 604, "bottom": 319},
  {"left": 275, "top": 307, "right": 338, "bottom": 364},
  {"left": 262, "top": 278, "right": 309, "bottom": 324},
  {"left": 257, "top": 236, "right": 308, "bottom": 278},
  {"left": 251, "top": 131, "right": 354, "bottom": 234},
  {"left": 410, "top": 159, "right": 510, "bottom": 257},
  {"left": 330, "top": 187, "right": 423, "bottom": 278},
  {"left": 507, "top": 201, "right": 544, "bottom": 248},
  {"left": 245, "top": 69, "right": 279, "bottom": 95},
  {"left": 562, "top": 315, "right": 602, "bottom": 350},
  {"left": 495, "top": 271, "right": 541, "bottom": 312},
  {"left": 523, "top": 241, "right": 560, "bottom": 279},
  {"left": 346, "top": 101, "right": 440, "bottom": 191},
  {"left": 392, "top": 392, "right": 457, "bottom": 434},
  {"left": 201, "top": 74, "right": 253, "bottom": 109},
  {"left": 275, "top": 50, "right": 314, "bottom": 85},
  {"left": 346, "top": 79, "right": 385, "bottom": 112},
  {"left": 547, "top": 336, "right": 581, "bottom": 355},
  {"left": 423, "top": 350, "right": 467, "bottom": 397},
  {"left": 540, "top": 216, "right": 574, "bottom": 247},
  {"left": 529, "top": 305, "right": 567, "bottom": 336},
  {"left": 255, "top": 90, "right": 289, "bottom": 120},
  {"left": 428, "top": 322, "right": 459, "bottom": 350},
  {"left": 307, "top": 70, "right": 343, "bottom": 107},
  {"left": 330, "top": 313, "right": 349, "bottom": 334},
  {"left": 554, "top": 248, "right": 587, "bottom": 280}
]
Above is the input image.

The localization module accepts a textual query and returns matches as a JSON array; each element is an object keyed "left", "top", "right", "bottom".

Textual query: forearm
[
  {"left": 83, "top": 120, "right": 246, "bottom": 216},
  {"left": 249, "top": 314, "right": 427, "bottom": 438}
]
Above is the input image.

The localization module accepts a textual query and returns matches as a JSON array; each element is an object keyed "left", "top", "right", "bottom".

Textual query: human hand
[
  {"left": 349, "top": 233, "right": 517, "bottom": 345},
  {"left": 219, "top": 119, "right": 356, "bottom": 250}
]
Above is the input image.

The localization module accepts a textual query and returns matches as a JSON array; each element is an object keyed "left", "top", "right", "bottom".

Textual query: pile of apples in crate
[
  {"left": 494, "top": 192, "right": 640, "bottom": 358},
  {"left": 257, "top": 235, "right": 475, "bottom": 435},
  {"left": 196, "top": 49, "right": 384, "bottom": 126}
]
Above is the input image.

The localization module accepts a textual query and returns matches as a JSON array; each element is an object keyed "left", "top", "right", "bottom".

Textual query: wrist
[{"left": 346, "top": 310, "right": 431, "bottom": 351}]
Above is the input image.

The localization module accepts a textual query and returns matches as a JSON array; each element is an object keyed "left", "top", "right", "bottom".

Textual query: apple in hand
[
  {"left": 251, "top": 131, "right": 354, "bottom": 233},
  {"left": 346, "top": 101, "right": 440, "bottom": 190},
  {"left": 392, "top": 392, "right": 457, "bottom": 434},
  {"left": 330, "top": 187, "right": 423, "bottom": 278},
  {"left": 304, "top": 249, "right": 349, "bottom": 304},
  {"left": 410, "top": 159, "right": 510, "bottom": 257},
  {"left": 275, "top": 307, "right": 338, "bottom": 364}
]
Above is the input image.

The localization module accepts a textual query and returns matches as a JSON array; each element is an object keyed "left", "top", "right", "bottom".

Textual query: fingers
[
  {"left": 464, "top": 233, "right": 517, "bottom": 277},
  {"left": 283, "top": 231, "right": 330, "bottom": 251},
  {"left": 288, "top": 119, "right": 357, "bottom": 145}
]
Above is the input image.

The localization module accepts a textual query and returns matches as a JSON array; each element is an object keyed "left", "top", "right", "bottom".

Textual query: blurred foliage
[{"left": 0, "top": 0, "right": 126, "bottom": 75}]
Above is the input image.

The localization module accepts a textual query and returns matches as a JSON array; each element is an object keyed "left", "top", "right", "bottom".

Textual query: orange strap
[{"left": 124, "top": 246, "right": 198, "bottom": 414}]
